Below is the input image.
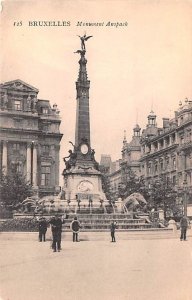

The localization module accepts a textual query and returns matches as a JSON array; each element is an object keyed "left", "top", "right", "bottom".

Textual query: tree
[
  {"left": 100, "top": 166, "right": 112, "bottom": 201},
  {"left": 118, "top": 167, "right": 149, "bottom": 201},
  {"left": 148, "top": 175, "right": 178, "bottom": 219},
  {"left": 0, "top": 169, "right": 32, "bottom": 211},
  {"left": 101, "top": 174, "right": 112, "bottom": 200}
]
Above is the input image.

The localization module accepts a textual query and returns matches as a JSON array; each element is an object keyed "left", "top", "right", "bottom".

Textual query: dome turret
[{"left": 147, "top": 110, "right": 156, "bottom": 127}]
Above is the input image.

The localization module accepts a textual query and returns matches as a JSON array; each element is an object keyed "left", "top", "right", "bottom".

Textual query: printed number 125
[{"left": 14, "top": 21, "right": 22, "bottom": 26}]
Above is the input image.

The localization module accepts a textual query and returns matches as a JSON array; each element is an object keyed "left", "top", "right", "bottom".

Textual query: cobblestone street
[{"left": 0, "top": 232, "right": 192, "bottom": 300}]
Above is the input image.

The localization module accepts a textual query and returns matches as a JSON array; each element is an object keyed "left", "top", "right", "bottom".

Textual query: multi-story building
[
  {"left": 139, "top": 110, "right": 177, "bottom": 186},
  {"left": 103, "top": 99, "right": 192, "bottom": 211},
  {"left": 108, "top": 159, "right": 122, "bottom": 195},
  {"left": 139, "top": 99, "right": 192, "bottom": 203},
  {"left": 0, "top": 79, "right": 63, "bottom": 197},
  {"left": 121, "top": 125, "right": 141, "bottom": 184}
]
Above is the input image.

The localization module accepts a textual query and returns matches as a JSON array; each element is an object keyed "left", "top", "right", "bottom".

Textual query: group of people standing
[
  {"left": 38, "top": 215, "right": 118, "bottom": 251},
  {"left": 38, "top": 214, "right": 82, "bottom": 252},
  {"left": 38, "top": 214, "right": 190, "bottom": 249},
  {"left": 38, "top": 214, "right": 62, "bottom": 252}
]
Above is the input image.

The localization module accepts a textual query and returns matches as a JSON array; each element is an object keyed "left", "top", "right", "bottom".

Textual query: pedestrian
[
  {"left": 50, "top": 214, "right": 63, "bottom": 252},
  {"left": 38, "top": 215, "right": 47, "bottom": 242},
  {"left": 110, "top": 221, "right": 117, "bottom": 242},
  {"left": 180, "top": 215, "right": 189, "bottom": 241},
  {"left": 71, "top": 216, "right": 81, "bottom": 242}
]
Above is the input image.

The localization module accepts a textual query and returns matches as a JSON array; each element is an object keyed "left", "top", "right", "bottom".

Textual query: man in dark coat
[
  {"left": 71, "top": 216, "right": 81, "bottom": 242},
  {"left": 50, "top": 215, "right": 63, "bottom": 252},
  {"left": 38, "top": 216, "right": 47, "bottom": 242},
  {"left": 110, "top": 221, "right": 117, "bottom": 242},
  {"left": 180, "top": 215, "right": 189, "bottom": 241}
]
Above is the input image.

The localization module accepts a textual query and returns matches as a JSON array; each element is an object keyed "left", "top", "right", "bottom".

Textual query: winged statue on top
[{"left": 77, "top": 34, "right": 93, "bottom": 51}]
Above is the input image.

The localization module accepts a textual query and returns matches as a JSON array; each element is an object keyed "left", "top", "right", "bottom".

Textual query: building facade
[
  {"left": 140, "top": 99, "right": 192, "bottom": 200},
  {"left": 108, "top": 160, "right": 122, "bottom": 196},
  {"left": 102, "top": 126, "right": 142, "bottom": 197},
  {"left": 104, "top": 99, "right": 192, "bottom": 208},
  {"left": 121, "top": 126, "right": 141, "bottom": 184},
  {"left": 0, "top": 79, "right": 63, "bottom": 197}
]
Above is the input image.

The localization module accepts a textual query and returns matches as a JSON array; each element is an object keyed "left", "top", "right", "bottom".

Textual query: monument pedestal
[{"left": 63, "top": 164, "right": 106, "bottom": 209}]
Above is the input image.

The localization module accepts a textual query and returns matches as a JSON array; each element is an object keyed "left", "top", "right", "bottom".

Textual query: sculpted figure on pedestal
[
  {"left": 77, "top": 34, "right": 93, "bottom": 51},
  {"left": 63, "top": 150, "right": 77, "bottom": 170}
]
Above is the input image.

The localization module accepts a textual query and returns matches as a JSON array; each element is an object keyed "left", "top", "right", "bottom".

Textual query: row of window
[
  {"left": 9, "top": 143, "right": 52, "bottom": 152},
  {"left": 143, "top": 135, "right": 176, "bottom": 153},
  {"left": 9, "top": 162, "right": 51, "bottom": 186},
  {"left": 12, "top": 99, "right": 49, "bottom": 114},
  {"left": 13, "top": 119, "right": 60, "bottom": 132},
  {"left": 147, "top": 158, "right": 176, "bottom": 175},
  {"left": 148, "top": 175, "right": 177, "bottom": 187},
  {"left": 143, "top": 130, "right": 192, "bottom": 153}
]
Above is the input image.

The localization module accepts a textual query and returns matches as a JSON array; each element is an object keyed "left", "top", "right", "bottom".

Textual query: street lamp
[{"left": 183, "top": 178, "right": 188, "bottom": 217}]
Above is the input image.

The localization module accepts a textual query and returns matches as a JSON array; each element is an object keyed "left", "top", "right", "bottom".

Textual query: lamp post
[{"left": 183, "top": 178, "right": 188, "bottom": 217}]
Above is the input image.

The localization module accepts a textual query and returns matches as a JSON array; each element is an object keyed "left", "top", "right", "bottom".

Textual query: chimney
[{"left": 163, "top": 118, "right": 170, "bottom": 129}]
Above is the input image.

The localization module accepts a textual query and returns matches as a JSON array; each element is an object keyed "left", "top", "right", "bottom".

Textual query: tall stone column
[
  {"left": 32, "top": 142, "right": 38, "bottom": 187},
  {"left": 2, "top": 140, "right": 8, "bottom": 175},
  {"left": 26, "top": 143, "right": 32, "bottom": 183},
  {"left": 75, "top": 50, "right": 91, "bottom": 147}
]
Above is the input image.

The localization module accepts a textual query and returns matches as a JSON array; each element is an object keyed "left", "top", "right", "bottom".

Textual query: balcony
[{"left": 179, "top": 141, "right": 192, "bottom": 151}]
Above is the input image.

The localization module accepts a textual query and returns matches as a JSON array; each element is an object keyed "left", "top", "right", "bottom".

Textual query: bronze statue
[
  {"left": 69, "top": 141, "right": 77, "bottom": 151},
  {"left": 91, "top": 149, "right": 95, "bottom": 160},
  {"left": 63, "top": 150, "right": 77, "bottom": 170},
  {"left": 77, "top": 34, "right": 92, "bottom": 51}
]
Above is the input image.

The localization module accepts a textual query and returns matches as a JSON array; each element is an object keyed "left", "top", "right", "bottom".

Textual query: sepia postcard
[{"left": 0, "top": 1, "right": 192, "bottom": 300}]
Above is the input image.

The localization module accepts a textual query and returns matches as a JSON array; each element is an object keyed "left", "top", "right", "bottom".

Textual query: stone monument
[{"left": 62, "top": 35, "right": 106, "bottom": 209}]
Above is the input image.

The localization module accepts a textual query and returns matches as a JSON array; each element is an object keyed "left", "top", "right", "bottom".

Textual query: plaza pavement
[{"left": 0, "top": 230, "right": 192, "bottom": 300}]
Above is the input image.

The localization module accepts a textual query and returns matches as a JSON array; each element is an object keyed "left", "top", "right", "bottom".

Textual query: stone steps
[
  {"left": 63, "top": 224, "right": 153, "bottom": 231},
  {"left": 65, "top": 213, "right": 133, "bottom": 219},
  {"left": 63, "top": 218, "right": 145, "bottom": 223},
  {"left": 63, "top": 213, "right": 156, "bottom": 231}
]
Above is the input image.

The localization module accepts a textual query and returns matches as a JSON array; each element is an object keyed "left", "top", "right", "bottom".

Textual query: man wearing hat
[
  {"left": 110, "top": 221, "right": 117, "bottom": 242},
  {"left": 180, "top": 215, "right": 189, "bottom": 241},
  {"left": 71, "top": 216, "right": 81, "bottom": 242},
  {"left": 50, "top": 214, "right": 63, "bottom": 252},
  {"left": 38, "top": 214, "right": 47, "bottom": 242}
]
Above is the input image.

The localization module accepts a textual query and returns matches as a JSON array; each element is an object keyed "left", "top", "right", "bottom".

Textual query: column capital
[
  {"left": 2, "top": 140, "right": 8, "bottom": 144},
  {"left": 32, "top": 141, "right": 38, "bottom": 148},
  {"left": 27, "top": 142, "right": 32, "bottom": 148}
]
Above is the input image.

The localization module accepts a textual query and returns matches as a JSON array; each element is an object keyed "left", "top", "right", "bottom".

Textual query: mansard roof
[{"left": 1, "top": 79, "right": 39, "bottom": 93}]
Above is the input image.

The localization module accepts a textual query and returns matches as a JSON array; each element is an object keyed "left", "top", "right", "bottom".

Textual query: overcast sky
[{"left": 1, "top": 0, "right": 192, "bottom": 182}]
